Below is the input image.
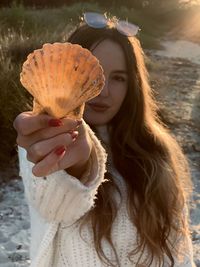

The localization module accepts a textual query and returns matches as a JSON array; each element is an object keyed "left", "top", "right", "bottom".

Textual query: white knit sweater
[{"left": 18, "top": 122, "right": 195, "bottom": 267}]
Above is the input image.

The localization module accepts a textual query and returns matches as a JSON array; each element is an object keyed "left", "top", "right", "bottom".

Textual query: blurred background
[
  {"left": 0, "top": 0, "right": 199, "bottom": 176},
  {"left": 0, "top": 1, "right": 200, "bottom": 266}
]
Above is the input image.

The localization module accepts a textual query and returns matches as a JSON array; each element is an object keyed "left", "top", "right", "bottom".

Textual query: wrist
[{"left": 65, "top": 158, "right": 90, "bottom": 180}]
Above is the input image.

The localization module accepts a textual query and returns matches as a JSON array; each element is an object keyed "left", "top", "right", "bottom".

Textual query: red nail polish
[
  {"left": 54, "top": 146, "right": 66, "bottom": 156},
  {"left": 49, "top": 119, "right": 63, "bottom": 127}
]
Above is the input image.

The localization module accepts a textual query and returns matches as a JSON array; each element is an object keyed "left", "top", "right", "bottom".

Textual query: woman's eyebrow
[{"left": 112, "top": 70, "right": 128, "bottom": 75}]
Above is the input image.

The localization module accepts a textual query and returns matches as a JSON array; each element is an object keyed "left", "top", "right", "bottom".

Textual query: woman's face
[{"left": 84, "top": 39, "right": 128, "bottom": 126}]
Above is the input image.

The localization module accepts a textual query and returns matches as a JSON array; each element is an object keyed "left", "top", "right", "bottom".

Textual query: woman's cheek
[{"left": 111, "top": 84, "right": 127, "bottom": 107}]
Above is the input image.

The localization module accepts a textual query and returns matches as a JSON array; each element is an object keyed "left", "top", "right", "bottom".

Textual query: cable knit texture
[{"left": 19, "top": 122, "right": 195, "bottom": 267}]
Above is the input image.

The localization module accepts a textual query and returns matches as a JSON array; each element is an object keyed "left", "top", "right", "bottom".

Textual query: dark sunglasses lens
[
  {"left": 84, "top": 12, "right": 107, "bottom": 29},
  {"left": 116, "top": 20, "right": 140, "bottom": 36}
]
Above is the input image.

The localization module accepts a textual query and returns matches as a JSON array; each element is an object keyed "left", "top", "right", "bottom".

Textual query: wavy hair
[{"left": 68, "top": 23, "right": 192, "bottom": 266}]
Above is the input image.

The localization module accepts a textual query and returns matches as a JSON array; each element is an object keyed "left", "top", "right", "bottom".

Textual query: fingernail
[
  {"left": 49, "top": 119, "right": 63, "bottom": 127},
  {"left": 54, "top": 146, "right": 66, "bottom": 156},
  {"left": 68, "top": 130, "right": 78, "bottom": 140}
]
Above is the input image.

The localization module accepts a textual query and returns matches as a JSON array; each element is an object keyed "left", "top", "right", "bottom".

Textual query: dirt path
[{"left": 148, "top": 50, "right": 200, "bottom": 265}]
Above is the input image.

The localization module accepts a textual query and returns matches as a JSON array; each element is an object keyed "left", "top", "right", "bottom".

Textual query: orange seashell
[{"left": 20, "top": 42, "right": 105, "bottom": 119}]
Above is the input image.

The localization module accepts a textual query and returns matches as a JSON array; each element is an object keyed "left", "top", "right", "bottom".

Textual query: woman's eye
[{"left": 112, "top": 75, "right": 126, "bottom": 82}]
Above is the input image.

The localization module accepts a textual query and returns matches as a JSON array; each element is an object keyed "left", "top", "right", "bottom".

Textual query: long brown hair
[{"left": 68, "top": 23, "right": 192, "bottom": 266}]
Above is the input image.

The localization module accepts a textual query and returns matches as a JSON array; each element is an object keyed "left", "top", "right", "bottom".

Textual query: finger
[
  {"left": 17, "top": 119, "right": 81, "bottom": 148},
  {"left": 57, "top": 137, "right": 91, "bottom": 171},
  {"left": 32, "top": 121, "right": 90, "bottom": 177},
  {"left": 58, "top": 145, "right": 83, "bottom": 170},
  {"left": 13, "top": 112, "right": 53, "bottom": 135},
  {"left": 27, "top": 131, "right": 78, "bottom": 163},
  {"left": 32, "top": 146, "right": 66, "bottom": 177}
]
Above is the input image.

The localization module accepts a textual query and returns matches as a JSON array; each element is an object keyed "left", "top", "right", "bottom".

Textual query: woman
[{"left": 14, "top": 13, "right": 195, "bottom": 267}]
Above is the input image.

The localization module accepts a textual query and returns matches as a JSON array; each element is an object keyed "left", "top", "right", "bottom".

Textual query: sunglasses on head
[{"left": 83, "top": 12, "right": 140, "bottom": 37}]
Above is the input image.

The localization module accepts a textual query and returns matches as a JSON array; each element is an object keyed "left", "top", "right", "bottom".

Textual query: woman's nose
[{"left": 100, "top": 80, "right": 109, "bottom": 97}]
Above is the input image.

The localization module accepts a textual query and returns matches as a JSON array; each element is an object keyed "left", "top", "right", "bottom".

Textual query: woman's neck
[{"left": 95, "top": 125, "right": 110, "bottom": 145}]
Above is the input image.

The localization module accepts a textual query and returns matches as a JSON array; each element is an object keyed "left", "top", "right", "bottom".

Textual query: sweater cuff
[{"left": 19, "top": 121, "right": 107, "bottom": 225}]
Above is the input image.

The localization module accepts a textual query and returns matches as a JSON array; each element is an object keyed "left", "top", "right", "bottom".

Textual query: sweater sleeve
[{"left": 18, "top": 121, "right": 107, "bottom": 226}]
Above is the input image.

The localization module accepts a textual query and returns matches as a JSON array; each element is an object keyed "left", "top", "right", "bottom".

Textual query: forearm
[
  {"left": 66, "top": 159, "right": 90, "bottom": 181},
  {"left": 19, "top": 121, "right": 107, "bottom": 224}
]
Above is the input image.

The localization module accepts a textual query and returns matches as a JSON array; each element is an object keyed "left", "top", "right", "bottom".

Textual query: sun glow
[
  {"left": 180, "top": 0, "right": 200, "bottom": 6},
  {"left": 178, "top": 10, "right": 200, "bottom": 43},
  {"left": 169, "top": 0, "right": 200, "bottom": 44}
]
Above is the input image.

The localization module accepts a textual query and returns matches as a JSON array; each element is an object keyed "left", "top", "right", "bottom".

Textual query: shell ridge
[
  {"left": 42, "top": 45, "right": 51, "bottom": 100},
  {"left": 58, "top": 44, "right": 68, "bottom": 98},
  {"left": 33, "top": 50, "right": 47, "bottom": 106},
  {"left": 22, "top": 57, "right": 41, "bottom": 97},
  {"left": 60, "top": 43, "right": 72, "bottom": 101}
]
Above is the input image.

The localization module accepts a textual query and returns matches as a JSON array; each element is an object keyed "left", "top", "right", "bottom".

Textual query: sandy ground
[
  {"left": 148, "top": 44, "right": 200, "bottom": 265},
  {"left": 0, "top": 41, "right": 200, "bottom": 266}
]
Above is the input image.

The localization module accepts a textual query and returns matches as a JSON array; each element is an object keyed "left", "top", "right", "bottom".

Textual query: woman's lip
[{"left": 88, "top": 103, "right": 109, "bottom": 112}]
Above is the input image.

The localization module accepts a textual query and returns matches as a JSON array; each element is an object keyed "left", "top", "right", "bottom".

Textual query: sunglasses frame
[{"left": 83, "top": 12, "right": 140, "bottom": 37}]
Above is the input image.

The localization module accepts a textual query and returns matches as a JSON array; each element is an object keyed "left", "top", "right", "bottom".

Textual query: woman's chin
[{"left": 83, "top": 113, "right": 111, "bottom": 126}]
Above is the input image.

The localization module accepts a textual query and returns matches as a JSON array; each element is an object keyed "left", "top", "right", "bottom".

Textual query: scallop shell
[{"left": 20, "top": 42, "right": 105, "bottom": 119}]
